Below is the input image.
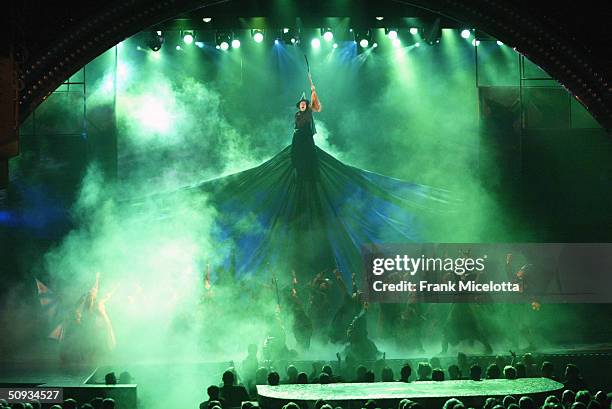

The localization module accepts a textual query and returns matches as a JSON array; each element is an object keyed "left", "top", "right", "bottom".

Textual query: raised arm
[{"left": 309, "top": 74, "right": 322, "bottom": 112}]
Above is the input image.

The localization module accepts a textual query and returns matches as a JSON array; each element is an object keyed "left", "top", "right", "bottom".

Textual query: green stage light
[
  {"left": 183, "top": 31, "right": 194, "bottom": 45},
  {"left": 253, "top": 30, "right": 264, "bottom": 43},
  {"left": 497, "top": 40, "right": 503, "bottom": 46},
  {"left": 410, "top": 27, "right": 419, "bottom": 35},
  {"left": 311, "top": 38, "right": 321, "bottom": 48},
  {"left": 461, "top": 29, "right": 471, "bottom": 39},
  {"left": 472, "top": 39, "right": 480, "bottom": 46},
  {"left": 220, "top": 41, "right": 229, "bottom": 50},
  {"left": 360, "top": 39, "right": 369, "bottom": 48},
  {"left": 387, "top": 30, "right": 398, "bottom": 40},
  {"left": 392, "top": 38, "right": 401, "bottom": 47},
  {"left": 323, "top": 30, "right": 333, "bottom": 42},
  {"left": 332, "top": 43, "right": 338, "bottom": 49},
  {"left": 232, "top": 39, "right": 241, "bottom": 49}
]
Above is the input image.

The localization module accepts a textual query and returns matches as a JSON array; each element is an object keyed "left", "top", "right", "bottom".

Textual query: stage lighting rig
[
  {"left": 146, "top": 30, "right": 164, "bottom": 51},
  {"left": 423, "top": 18, "right": 442, "bottom": 45},
  {"left": 216, "top": 31, "right": 232, "bottom": 50},
  {"left": 385, "top": 28, "right": 398, "bottom": 40},
  {"left": 321, "top": 28, "right": 334, "bottom": 42},
  {"left": 280, "top": 28, "right": 300, "bottom": 45},
  {"left": 353, "top": 29, "right": 372, "bottom": 48}
]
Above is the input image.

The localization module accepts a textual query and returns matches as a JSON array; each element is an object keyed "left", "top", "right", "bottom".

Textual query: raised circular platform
[{"left": 257, "top": 378, "right": 564, "bottom": 409}]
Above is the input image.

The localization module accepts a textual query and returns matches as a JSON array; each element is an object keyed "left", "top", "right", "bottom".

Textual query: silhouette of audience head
[
  {"left": 268, "top": 371, "right": 280, "bottom": 386},
  {"left": 515, "top": 362, "right": 526, "bottom": 378},
  {"left": 222, "top": 370, "right": 235, "bottom": 386},
  {"left": 470, "top": 364, "right": 482, "bottom": 381},
  {"left": 562, "top": 390, "right": 576, "bottom": 407},
  {"left": 314, "top": 399, "right": 328, "bottom": 409},
  {"left": 457, "top": 352, "right": 468, "bottom": 369},
  {"left": 448, "top": 364, "right": 461, "bottom": 380},
  {"left": 319, "top": 372, "right": 331, "bottom": 384},
  {"left": 541, "top": 361, "right": 554, "bottom": 378},
  {"left": 399, "top": 399, "right": 414, "bottom": 409},
  {"left": 91, "top": 397, "right": 103, "bottom": 409},
  {"left": 255, "top": 367, "right": 268, "bottom": 385},
  {"left": 432, "top": 369, "right": 444, "bottom": 381},
  {"left": 400, "top": 364, "right": 412, "bottom": 382},
  {"left": 430, "top": 357, "right": 441, "bottom": 370},
  {"left": 519, "top": 396, "right": 535, "bottom": 409},
  {"left": 297, "top": 372, "right": 308, "bottom": 384},
  {"left": 381, "top": 367, "right": 394, "bottom": 382},
  {"left": 286, "top": 365, "right": 298, "bottom": 383},
  {"left": 443, "top": 398, "right": 464, "bottom": 409},
  {"left": 522, "top": 353, "right": 534, "bottom": 365},
  {"left": 364, "top": 399, "right": 378, "bottom": 409},
  {"left": 486, "top": 363, "right": 501, "bottom": 379},
  {"left": 484, "top": 398, "right": 502, "bottom": 409},
  {"left": 118, "top": 371, "right": 133, "bottom": 384},
  {"left": 575, "top": 390, "right": 592, "bottom": 405},
  {"left": 364, "top": 370, "right": 375, "bottom": 383},
  {"left": 417, "top": 362, "right": 432, "bottom": 381},
  {"left": 565, "top": 364, "right": 581, "bottom": 381},
  {"left": 207, "top": 385, "right": 220, "bottom": 400},
  {"left": 63, "top": 398, "right": 77, "bottom": 409},
  {"left": 503, "top": 365, "right": 517, "bottom": 379},
  {"left": 356, "top": 365, "right": 367, "bottom": 382},
  {"left": 102, "top": 398, "right": 115, "bottom": 409},
  {"left": 104, "top": 372, "right": 117, "bottom": 385},
  {"left": 503, "top": 395, "right": 517, "bottom": 408},
  {"left": 593, "top": 391, "right": 607, "bottom": 407},
  {"left": 545, "top": 396, "right": 561, "bottom": 407}
]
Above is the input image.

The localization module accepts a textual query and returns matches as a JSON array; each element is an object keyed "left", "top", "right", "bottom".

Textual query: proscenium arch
[{"left": 13, "top": 0, "right": 612, "bottom": 132}]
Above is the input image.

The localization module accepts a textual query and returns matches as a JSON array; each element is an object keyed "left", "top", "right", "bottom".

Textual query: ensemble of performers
[{"left": 35, "top": 74, "right": 547, "bottom": 364}]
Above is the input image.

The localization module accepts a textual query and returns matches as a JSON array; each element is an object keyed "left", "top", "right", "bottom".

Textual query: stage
[
  {"left": 1, "top": 344, "right": 610, "bottom": 409},
  {"left": 257, "top": 379, "right": 563, "bottom": 409}
]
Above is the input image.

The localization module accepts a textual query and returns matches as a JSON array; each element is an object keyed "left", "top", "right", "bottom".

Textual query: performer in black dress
[
  {"left": 291, "top": 74, "right": 322, "bottom": 182},
  {"left": 197, "top": 72, "right": 452, "bottom": 281}
]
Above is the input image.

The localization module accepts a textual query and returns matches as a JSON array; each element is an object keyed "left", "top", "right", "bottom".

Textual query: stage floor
[{"left": 257, "top": 379, "right": 563, "bottom": 402}]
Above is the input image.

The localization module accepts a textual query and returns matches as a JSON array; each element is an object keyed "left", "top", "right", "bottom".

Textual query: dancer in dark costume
[
  {"left": 289, "top": 271, "right": 313, "bottom": 350},
  {"left": 440, "top": 264, "right": 493, "bottom": 354},
  {"left": 329, "top": 270, "right": 362, "bottom": 344},
  {"left": 60, "top": 273, "right": 116, "bottom": 363},
  {"left": 343, "top": 305, "right": 382, "bottom": 362}
]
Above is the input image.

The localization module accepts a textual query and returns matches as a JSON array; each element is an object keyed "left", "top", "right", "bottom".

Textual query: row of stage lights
[{"left": 144, "top": 27, "right": 502, "bottom": 52}]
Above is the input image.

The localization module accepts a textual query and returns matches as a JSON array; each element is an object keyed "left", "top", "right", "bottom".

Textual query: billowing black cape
[{"left": 195, "top": 142, "right": 451, "bottom": 281}]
